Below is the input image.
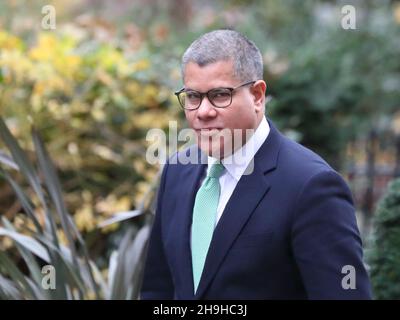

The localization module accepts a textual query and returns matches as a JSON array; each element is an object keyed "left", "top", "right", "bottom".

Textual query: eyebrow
[{"left": 183, "top": 86, "right": 231, "bottom": 92}]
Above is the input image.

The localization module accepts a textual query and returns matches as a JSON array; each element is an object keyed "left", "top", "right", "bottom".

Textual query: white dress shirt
[{"left": 202, "top": 116, "right": 270, "bottom": 227}]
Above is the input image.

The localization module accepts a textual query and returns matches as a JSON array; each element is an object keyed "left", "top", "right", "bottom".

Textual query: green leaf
[
  {"left": 0, "top": 150, "right": 19, "bottom": 170},
  {"left": 0, "top": 118, "right": 46, "bottom": 211},
  {"left": 0, "top": 169, "right": 43, "bottom": 234},
  {"left": 109, "top": 228, "right": 135, "bottom": 299},
  {"left": 1, "top": 218, "right": 44, "bottom": 295},
  {"left": 32, "top": 129, "right": 100, "bottom": 298},
  {"left": 125, "top": 224, "right": 151, "bottom": 300},
  {"left": 98, "top": 210, "right": 142, "bottom": 228},
  {"left": 0, "top": 274, "right": 21, "bottom": 299},
  {"left": 32, "top": 129, "right": 77, "bottom": 258},
  {"left": 0, "top": 117, "right": 60, "bottom": 250},
  {"left": 0, "top": 250, "right": 39, "bottom": 299},
  {"left": 0, "top": 228, "right": 50, "bottom": 262}
]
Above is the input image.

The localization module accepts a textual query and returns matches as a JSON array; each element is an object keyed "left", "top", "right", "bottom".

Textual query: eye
[
  {"left": 186, "top": 91, "right": 201, "bottom": 100},
  {"left": 210, "top": 89, "right": 231, "bottom": 100}
]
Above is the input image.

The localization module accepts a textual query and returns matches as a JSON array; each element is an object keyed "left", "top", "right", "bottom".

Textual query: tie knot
[{"left": 207, "top": 162, "right": 225, "bottom": 178}]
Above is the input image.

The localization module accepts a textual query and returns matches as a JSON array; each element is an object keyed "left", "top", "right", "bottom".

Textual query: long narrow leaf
[
  {"left": 125, "top": 224, "right": 151, "bottom": 300},
  {"left": 0, "top": 251, "right": 38, "bottom": 299},
  {"left": 1, "top": 218, "right": 44, "bottom": 292},
  {"left": 88, "top": 261, "right": 108, "bottom": 298},
  {"left": 0, "top": 117, "right": 60, "bottom": 250},
  {"left": 66, "top": 214, "right": 102, "bottom": 296},
  {"left": 0, "top": 118, "right": 47, "bottom": 215},
  {"left": 0, "top": 168, "right": 43, "bottom": 234},
  {"left": 107, "top": 251, "right": 118, "bottom": 298},
  {"left": 32, "top": 130, "right": 77, "bottom": 257},
  {"left": 32, "top": 130, "right": 93, "bottom": 299},
  {"left": 109, "top": 228, "right": 135, "bottom": 299},
  {"left": 0, "top": 274, "right": 21, "bottom": 299},
  {"left": 98, "top": 210, "right": 142, "bottom": 228},
  {"left": 0, "top": 228, "right": 50, "bottom": 262},
  {"left": 0, "top": 150, "right": 19, "bottom": 170},
  {"left": 25, "top": 277, "right": 46, "bottom": 300},
  {"left": 35, "top": 233, "right": 93, "bottom": 298}
]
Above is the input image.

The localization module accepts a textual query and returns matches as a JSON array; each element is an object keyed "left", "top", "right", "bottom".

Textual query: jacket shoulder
[{"left": 278, "top": 135, "right": 334, "bottom": 177}]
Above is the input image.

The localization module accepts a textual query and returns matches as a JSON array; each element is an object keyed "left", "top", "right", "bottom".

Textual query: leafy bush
[
  {"left": 0, "top": 27, "right": 181, "bottom": 267},
  {"left": 367, "top": 178, "right": 400, "bottom": 299},
  {"left": 0, "top": 117, "right": 156, "bottom": 299}
]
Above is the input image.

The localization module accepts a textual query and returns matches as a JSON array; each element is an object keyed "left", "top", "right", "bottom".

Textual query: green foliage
[
  {"left": 0, "top": 117, "right": 155, "bottom": 299},
  {"left": 0, "top": 27, "right": 180, "bottom": 265},
  {"left": 268, "top": 18, "right": 400, "bottom": 169},
  {"left": 367, "top": 178, "right": 400, "bottom": 299}
]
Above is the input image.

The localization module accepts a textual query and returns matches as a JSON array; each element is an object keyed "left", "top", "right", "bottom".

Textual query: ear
[{"left": 251, "top": 80, "right": 267, "bottom": 112}]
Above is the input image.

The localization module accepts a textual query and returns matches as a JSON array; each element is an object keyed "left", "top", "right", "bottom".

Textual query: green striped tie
[{"left": 191, "top": 162, "right": 225, "bottom": 293}]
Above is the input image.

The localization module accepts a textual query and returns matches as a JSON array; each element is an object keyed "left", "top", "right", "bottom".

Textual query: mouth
[{"left": 195, "top": 128, "right": 222, "bottom": 136}]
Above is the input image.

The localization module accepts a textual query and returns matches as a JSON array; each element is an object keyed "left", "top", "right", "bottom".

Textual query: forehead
[{"left": 183, "top": 60, "right": 237, "bottom": 89}]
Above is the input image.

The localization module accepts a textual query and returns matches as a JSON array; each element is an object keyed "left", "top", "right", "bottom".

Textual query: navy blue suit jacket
[{"left": 141, "top": 118, "right": 372, "bottom": 299}]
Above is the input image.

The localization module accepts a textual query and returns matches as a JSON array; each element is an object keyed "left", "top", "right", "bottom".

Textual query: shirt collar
[{"left": 207, "top": 116, "right": 270, "bottom": 181}]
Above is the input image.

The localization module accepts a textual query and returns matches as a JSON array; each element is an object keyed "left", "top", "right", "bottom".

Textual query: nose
[{"left": 196, "top": 95, "right": 217, "bottom": 119}]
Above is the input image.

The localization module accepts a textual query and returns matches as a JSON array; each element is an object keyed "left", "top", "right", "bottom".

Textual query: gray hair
[{"left": 181, "top": 29, "right": 263, "bottom": 82}]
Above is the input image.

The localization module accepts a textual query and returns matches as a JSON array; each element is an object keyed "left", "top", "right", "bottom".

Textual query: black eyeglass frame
[{"left": 174, "top": 80, "right": 257, "bottom": 110}]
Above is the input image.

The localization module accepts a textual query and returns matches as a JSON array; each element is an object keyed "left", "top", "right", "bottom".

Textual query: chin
[{"left": 196, "top": 137, "right": 224, "bottom": 159}]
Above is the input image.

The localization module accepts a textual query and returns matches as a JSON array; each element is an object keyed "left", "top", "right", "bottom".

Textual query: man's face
[{"left": 183, "top": 60, "right": 265, "bottom": 159}]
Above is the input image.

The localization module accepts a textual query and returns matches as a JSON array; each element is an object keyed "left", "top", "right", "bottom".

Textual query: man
[{"left": 141, "top": 29, "right": 372, "bottom": 299}]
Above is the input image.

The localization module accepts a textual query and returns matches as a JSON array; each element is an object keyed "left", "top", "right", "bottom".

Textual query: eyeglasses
[{"left": 174, "top": 80, "right": 256, "bottom": 110}]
